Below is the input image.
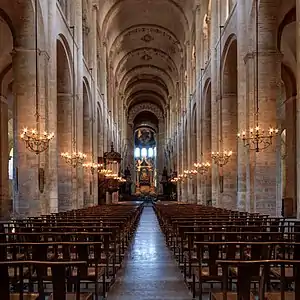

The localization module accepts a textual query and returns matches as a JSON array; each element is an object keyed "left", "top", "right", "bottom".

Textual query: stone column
[
  {"left": 222, "top": 93, "right": 237, "bottom": 210},
  {"left": 210, "top": 0, "right": 220, "bottom": 207},
  {"left": 75, "top": 0, "right": 84, "bottom": 209},
  {"left": 157, "top": 121, "right": 164, "bottom": 193},
  {"left": 12, "top": 48, "right": 40, "bottom": 217},
  {"left": 296, "top": 0, "right": 300, "bottom": 218},
  {"left": 0, "top": 95, "right": 10, "bottom": 218},
  {"left": 236, "top": 0, "right": 248, "bottom": 212},
  {"left": 47, "top": 0, "right": 59, "bottom": 214},
  {"left": 90, "top": 4, "right": 99, "bottom": 205},
  {"left": 253, "top": 0, "right": 281, "bottom": 215},
  {"left": 284, "top": 96, "right": 296, "bottom": 214},
  {"left": 57, "top": 94, "right": 73, "bottom": 211}
]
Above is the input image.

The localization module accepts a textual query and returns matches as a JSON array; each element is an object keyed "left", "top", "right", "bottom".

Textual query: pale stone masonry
[{"left": 0, "top": 0, "right": 298, "bottom": 217}]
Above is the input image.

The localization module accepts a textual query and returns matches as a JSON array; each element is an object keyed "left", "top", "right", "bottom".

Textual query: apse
[{"left": 132, "top": 111, "right": 158, "bottom": 196}]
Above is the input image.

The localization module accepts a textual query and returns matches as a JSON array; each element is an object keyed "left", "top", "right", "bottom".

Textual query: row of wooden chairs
[
  {"left": 0, "top": 203, "right": 143, "bottom": 300},
  {"left": 154, "top": 203, "right": 299, "bottom": 300}
]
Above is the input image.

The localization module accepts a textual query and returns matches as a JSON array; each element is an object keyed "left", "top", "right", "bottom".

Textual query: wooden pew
[
  {"left": 0, "top": 260, "right": 91, "bottom": 300},
  {"left": 154, "top": 203, "right": 299, "bottom": 299},
  {"left": 0, "top": 203, "right": 143, "bottom": 299}
]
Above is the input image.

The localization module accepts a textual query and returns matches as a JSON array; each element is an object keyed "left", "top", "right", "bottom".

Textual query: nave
[
  {"left": 1, "top": 201, "right": 300, "bottom": 299},
  {"left": 107, "top": 206, "right": 192, "bottom": 300}
]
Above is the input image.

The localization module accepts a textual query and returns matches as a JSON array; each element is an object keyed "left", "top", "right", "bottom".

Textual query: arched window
[
  {"left": 134, "top": 148, "right": 140, "bottom": 158},
  {"left": 141, "top": 148, "right": 147, "bottom": 158},
  {"left": 58, "top": 0, "right": 68, "bottom": 18},
  {"left": 8, "top": 148, "right": 13, "bottom": 180},
  {"left": 148, "top": 148, "right": 154, "bottom": 158}
]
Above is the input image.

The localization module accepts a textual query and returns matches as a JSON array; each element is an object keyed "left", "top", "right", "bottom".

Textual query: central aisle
[{"left": 107, "top": 206, "right": 192, "bottom": 300}]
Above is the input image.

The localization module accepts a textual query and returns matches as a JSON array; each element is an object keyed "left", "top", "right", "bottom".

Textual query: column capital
[
  {"left": 0, "top": 95, "right": 7, "bottom": 104},
  {"left": 195, "top": 4, "right": 201, "bottom": 13},
  {"left": 92, "top": 3, "right": 99, "bottom": 10},
  {"left": 11, "top": 47, "right": 50, "bottom": 60},
  {"left": 244, "top": 50, "right": 283, "bottom": 64}
]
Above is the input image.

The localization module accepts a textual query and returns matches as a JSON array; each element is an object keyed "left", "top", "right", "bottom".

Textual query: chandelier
[
  {"left": 237, "top": 0, "right": 278, "bottom": 152},
  {"left": 171, "top": 177, "right": 179, "bottom": 183},
  {"left": 237, "top": 127, "right": 278, "bottom": 152},
  {"left": 61, "top": 151, "right": 87, "bottom": 168},
  {"left": 117, "top": 177, "right": 126, "bottom": 183},
  {"left": 194, "top": 162, "right": 210, "bottom": 174},
  {"left": 21, "top": 128, "right": 54, "bottom": 155},
  {"left": 177, "top": 174, "right": 185, "bottom": 181},
  {"left": 83, "top": 162, "right": 102, "bottom": 174},
  {"left": 183, "top": 169, "right": 198, "bottom": 179},
  {"left": 211, "top": 150, "right": 232, "bottom": 167},
  {"left": 99, "top": 168, "right": 112, "bottom": 175},
  {"left": 20, "top": 0, "right": 54, "bottom": 154},
  {"left": 105, "top": 173, "right": 118, "bottom": 178}
]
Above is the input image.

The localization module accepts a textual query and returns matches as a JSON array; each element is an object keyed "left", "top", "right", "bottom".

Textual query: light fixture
[
  {"left": 21, "top": 128, "right": 54, "bottom": 155},
  {"left": 83, "top": 162, "right": 102, "bottom": 174},
  {"left": 61, "top": 152, "right": 87, "bottom": 168},
  {"left": 99, "top": 168, "right": 112, "bottom": 175},
  {"left": 105, "top": 173, "right": 118, "bottom": 178},
  {"left": 211, "top": 25, "right": 232, "bottom": 166},
  {"left": 237, "top": 127, "right": 279, "bottom": 151},
  {"left": 194, "top": 162, "right": 210, "bottom": 174},
  {"left": 171, "top": 177, "right": 179, "bottom": 183},
  {"left": 20, "top": 0, "right": 54, "bottom": 154},
  {"left": 183, "top": 169, "right": 198, "bottom": 180},
  {"left": 211, "top": 150, "right": 232, "bottom": 167},
  {"left": 237, "top": 0, "right": 278, "bottom": 152},
  {"left": 61, "top": 26, "right": 86, "bottom": 166}
]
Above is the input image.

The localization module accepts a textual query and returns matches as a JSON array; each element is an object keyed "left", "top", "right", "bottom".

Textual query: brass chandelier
[
  {"left": 237, "top": 0, "right": 278, "bottom": 151},
  {"left": 211, "top": 25, "right": 232, "bottom": 166},
  {"left": 21, "top": 0, "right": 54, "bottom": 154},
  {"left": 61, "top": 26, "right": 86, "bottom": 167}
]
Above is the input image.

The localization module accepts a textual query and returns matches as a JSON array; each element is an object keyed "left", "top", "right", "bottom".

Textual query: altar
[
  {"left": 135, "top": 158, "right": 155, "bottom": 195},
  {"left": 133, "top": 127, "right": 157, "bottom": 196}
]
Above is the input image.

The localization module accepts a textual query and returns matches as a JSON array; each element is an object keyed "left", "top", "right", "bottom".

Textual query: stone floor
[{"left": 107, "top": 206, "right": 192, "bottom": 300}]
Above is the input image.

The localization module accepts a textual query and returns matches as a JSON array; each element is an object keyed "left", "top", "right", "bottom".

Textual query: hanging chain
[
  {"left": 200, "top": 68, "right": 204, "bottom": 157},
  {"left": 71, "top": 26, "right": 76, "bottom": 152},
  {"left": 255, "top": 0, "right": 259, "bottom": 127},
  {"left": 219, "top": 25, "right": 224, "bottom": 150},
  {"left": 35, "top": 0, "right": 39, "bottom": 126}
]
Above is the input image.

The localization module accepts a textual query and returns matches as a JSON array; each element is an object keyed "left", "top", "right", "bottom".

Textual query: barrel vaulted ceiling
[{"left": 98, "top": 0, "right": 196, "bottom": 122}]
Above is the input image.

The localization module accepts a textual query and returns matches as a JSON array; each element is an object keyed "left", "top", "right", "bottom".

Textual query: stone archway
[
  {"left": 191, "top": 104, "right": 197, "bottom": 198},
  {"left": 278, "top": 8, "right": 297, "bottom": 217},
  {"left": 83, "top": 79, "right": 92, "bottom": 206},
  {"left": 128, "top": 102, "right": 164, "bottom": 125},
  {"left": 203, "top": 80, "right": 212, "bottom": 205},
  {"left": 0, "top": 13, "right": 13, "bottom": 218},
  {"left": 0, "top": 0, "right": 46, "bottom": 217},
  {"left": 57, "top": 36, "right": 72, "bottom": 212},
  {"left": 221, "top": 36, "right": 238, "bottom": 210}
]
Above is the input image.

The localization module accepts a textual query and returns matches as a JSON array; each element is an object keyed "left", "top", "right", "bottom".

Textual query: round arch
[{"left": 128, "top": 102, "right": 164, "bottom": 125}]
